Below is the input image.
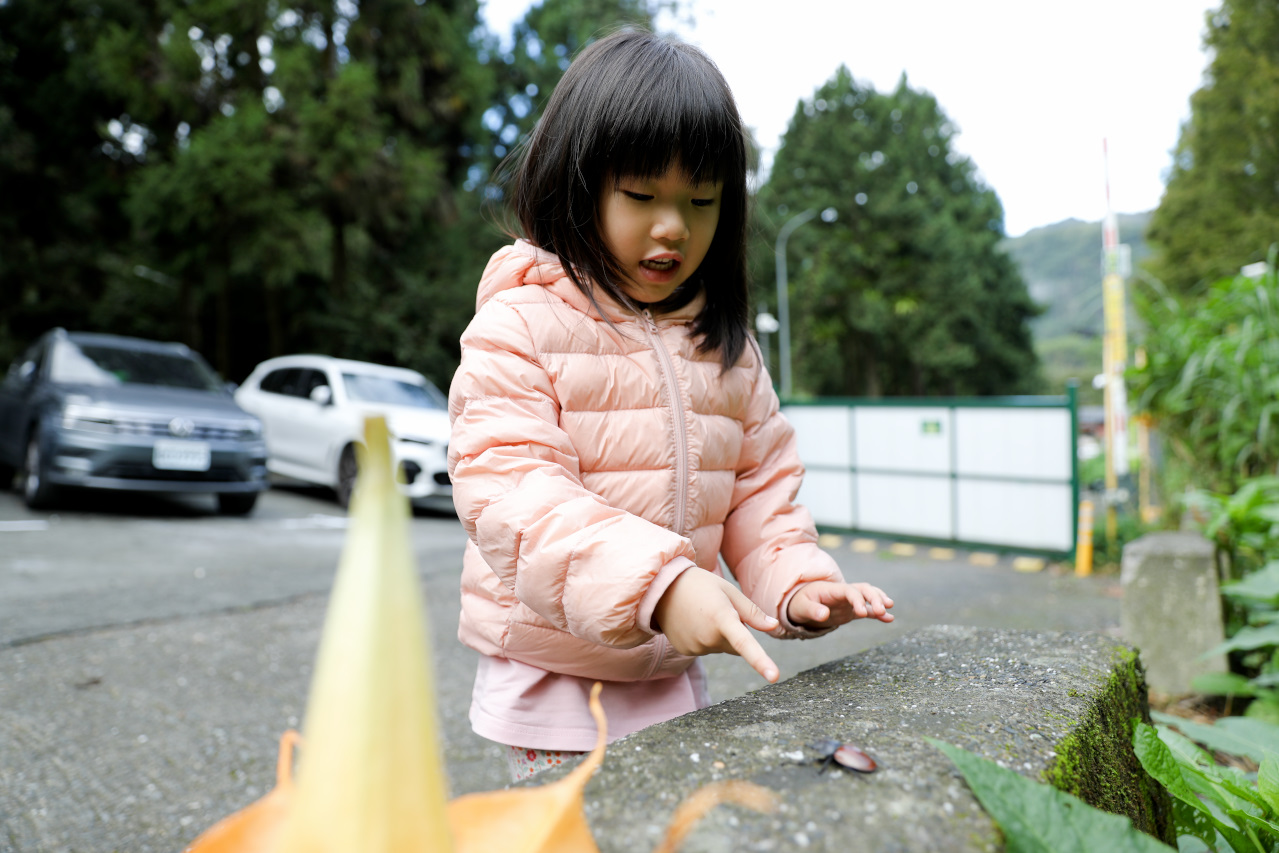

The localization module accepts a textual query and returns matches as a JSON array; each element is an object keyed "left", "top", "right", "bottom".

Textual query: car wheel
[
  {"left": 336, "top": 445, "right": 359, "bottom": 509},
  {"left": 216, "top": 492, "right": 259, "bottom": 516},
  {"left": 21, "top": 430, "right": 58, "bottom": 509}
]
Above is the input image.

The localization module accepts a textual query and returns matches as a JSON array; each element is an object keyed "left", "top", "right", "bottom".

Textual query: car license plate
[{"left": 153, "top": 439, "right": 211, "bottom": 471}]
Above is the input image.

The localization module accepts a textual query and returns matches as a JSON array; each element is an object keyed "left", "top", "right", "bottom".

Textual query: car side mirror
[{"left": 309, "top": 385, "right": 333, "bottom": 406}]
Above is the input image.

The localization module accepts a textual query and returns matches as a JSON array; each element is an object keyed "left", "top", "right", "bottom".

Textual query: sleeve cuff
[
  {"left": 638, "top": 556, "right": 698, "bottom": 634},
  {"left": 773, "top": 582, "right": 839, "bottom": 640}
]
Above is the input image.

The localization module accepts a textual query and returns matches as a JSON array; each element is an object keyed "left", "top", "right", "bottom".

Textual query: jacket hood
[{"left": 477, "top": 241, "right": 704, "bottom": 325}]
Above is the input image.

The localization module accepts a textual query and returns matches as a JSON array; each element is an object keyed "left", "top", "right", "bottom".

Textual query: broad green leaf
[
  {"left": 1225, "top": 808, "right": 1279, "bottom": 841},
  {"left": 1146, "top": 724, "right": 1259, "bottom": 815},
  {"left": 1223, "top": 563, "right": 1279, "bottom": 607},
  {"left": 1245, "top": 696, "right": 1279, "bottom": 724},
  {"left": 1197, "top": 769, "right": 1267, "bottom": 817},
  {"left": 1168, "top": 798, "right": 1223, "bottom": 852},
  {"left": 1216, "top": 717, "right": 1279, "bottom": 760},
  {"left": 1138, "top": 722, "right": 1255, "bottom": 852},
  {"left": 1136, "top": 722, "right": 1207, "bottom": 805},
  {"left": 1205, "top": 625, "right": 1279, "bottom": 658},
  {"left": 1155, "top": 714, "right": 1277, "bottom": 764},
  {"left": 1152, "top": 717, "right": 1219, "bottom": 768},
  {"left": 1260, "top": 757, "right": 1279, "bottom": 815},
  {"left": 1191, "top": 672, "right": 1258, "bottom": 698},
  {"left": 928, "top": 737, "right": 1174, "bottom": 852}
]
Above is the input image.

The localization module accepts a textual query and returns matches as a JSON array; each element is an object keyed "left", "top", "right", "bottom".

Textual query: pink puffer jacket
[{"left": 448, "top": 241, "right": 844, "bottom": 682}]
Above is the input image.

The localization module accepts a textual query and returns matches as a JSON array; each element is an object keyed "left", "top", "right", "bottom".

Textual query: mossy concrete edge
[
  {"left": 524, "top": 625, "right": 1169, "bottom": 852},
  {"left": 1042, "top": 646, "right": 1174, "bottom": 844}
]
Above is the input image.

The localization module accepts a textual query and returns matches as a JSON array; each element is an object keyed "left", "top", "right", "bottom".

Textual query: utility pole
[{"left": 1100, "top": 139, "right": 1130, "bottom": 547}]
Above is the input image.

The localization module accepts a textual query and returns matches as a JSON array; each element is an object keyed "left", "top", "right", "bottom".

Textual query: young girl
[{"left": 447, "top": 28, "right": 893, "bottom": 781}]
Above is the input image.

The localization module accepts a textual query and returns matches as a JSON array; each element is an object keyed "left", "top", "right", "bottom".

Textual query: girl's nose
[{"left": 652, "top": 209, "right": 689, "bottom": 243}]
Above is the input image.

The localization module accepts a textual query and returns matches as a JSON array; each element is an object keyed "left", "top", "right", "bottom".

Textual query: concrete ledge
[{"left": 558, "top": 626, "right": 1173, "bottom": 852}]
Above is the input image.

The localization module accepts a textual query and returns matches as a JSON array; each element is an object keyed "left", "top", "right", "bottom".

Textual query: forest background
[{"left": 0, "top": 0, "right": 1272, "bottom": 407}]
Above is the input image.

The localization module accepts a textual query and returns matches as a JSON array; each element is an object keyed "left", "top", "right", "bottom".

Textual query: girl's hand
[
  {"left": 653, "top": 569, "right": 782, "bottom": 683},
  {"left": 787, "top": 582, "right": 895, "bottom": 630}
]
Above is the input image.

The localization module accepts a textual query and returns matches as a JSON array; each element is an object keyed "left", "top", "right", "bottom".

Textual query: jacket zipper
[{"left": 643, "top": 309, "right": 689, "bottom": 536}]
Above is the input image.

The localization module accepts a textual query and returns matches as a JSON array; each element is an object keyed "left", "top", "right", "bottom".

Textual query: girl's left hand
[{"left": 787, "top": 582, "right": 894, "bottom": 630}]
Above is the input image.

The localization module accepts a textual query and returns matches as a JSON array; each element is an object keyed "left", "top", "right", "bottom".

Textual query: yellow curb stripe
[
  {"left": 928, "top": 547, "right": 956, "bottom": 561},
  {"left": 818, "top": 534, "right": 844, "bottom": 549},
  {"left": 888, "top": 542, "right": 916, "bottom": 557},
  {"left": 851, "top": 539, "right": 878, "bottom": 553},
  {"left": 1012, "top": 556, "right": 1046, "bottom": 573},
  {"left": 968, "top": 552, "right": 999, "bottom": 566}
]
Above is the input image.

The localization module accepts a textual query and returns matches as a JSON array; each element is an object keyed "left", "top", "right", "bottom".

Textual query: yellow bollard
[{"left": 1075, "top": 499, "right": 1095, "bottom": 577}]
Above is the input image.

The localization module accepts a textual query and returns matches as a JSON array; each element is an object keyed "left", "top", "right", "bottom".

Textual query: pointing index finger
[{"left": 719, "top": 615, "right": 780, "bottom": 683}]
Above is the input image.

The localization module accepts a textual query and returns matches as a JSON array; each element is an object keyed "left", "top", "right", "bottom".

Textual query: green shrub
[{"left": 1129, "top": 257, "right": 1279, "bottom": 497}]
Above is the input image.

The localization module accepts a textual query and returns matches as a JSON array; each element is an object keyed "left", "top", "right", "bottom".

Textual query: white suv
[{"left": 235, "top": 355, "right": 452, "bottom": 511}]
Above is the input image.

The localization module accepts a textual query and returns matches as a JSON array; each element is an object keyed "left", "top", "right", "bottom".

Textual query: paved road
[{"left": 0, "top": 483, "right": 1122, "bottom": 852}]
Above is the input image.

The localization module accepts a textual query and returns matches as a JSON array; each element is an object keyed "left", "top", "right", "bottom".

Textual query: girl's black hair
[{"left": 510, "top": 28, "right": 751, "bottom": 371}]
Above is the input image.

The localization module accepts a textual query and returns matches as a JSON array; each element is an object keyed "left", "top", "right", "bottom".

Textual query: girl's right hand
[{"left": 652, "top": 569, "right": 781, "bottom": 683}]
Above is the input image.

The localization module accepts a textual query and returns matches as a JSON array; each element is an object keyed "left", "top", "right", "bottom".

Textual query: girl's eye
[
  {"left": 691, "top": 198, "right": 716, "bottom": 208},
  {"left": 622, "top": 190, "right": 653, "bottom": 201}
]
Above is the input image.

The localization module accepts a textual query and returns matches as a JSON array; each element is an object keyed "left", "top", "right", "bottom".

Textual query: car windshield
[
  {"left": 50, "top": 341, "right": 223, "bottom": 391},
  {"left": 341, "top": 372, "right": 445, "bottom": 409}
]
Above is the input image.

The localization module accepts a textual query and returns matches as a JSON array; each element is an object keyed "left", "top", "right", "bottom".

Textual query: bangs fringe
[{"left": 592, "top": 50, "right": 745, "bottom": 186}]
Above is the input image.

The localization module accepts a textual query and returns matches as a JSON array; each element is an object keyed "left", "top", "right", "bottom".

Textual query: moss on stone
[{"left": 1043, "top": 647, "right": 1175, "bottom": 845}]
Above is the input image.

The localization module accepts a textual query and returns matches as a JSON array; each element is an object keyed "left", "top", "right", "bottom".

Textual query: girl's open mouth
[{"left": 640, "top": 258, "right": 679, "bottom": 272}]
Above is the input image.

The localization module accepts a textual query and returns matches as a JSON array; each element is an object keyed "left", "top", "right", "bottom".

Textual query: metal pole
[{"left": 774, "top": 208, "right": 818, "bottom": 399}]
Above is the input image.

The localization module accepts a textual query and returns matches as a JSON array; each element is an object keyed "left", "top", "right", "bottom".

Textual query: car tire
[
  {"left": 21, "top": 430, "right": 58, "bottom": 509},
  {"left": 336, "top": 445, "right": 358, "bottom": 509},
  {"left": 216, "top": 492, "right": 259, "bottom": 516}
]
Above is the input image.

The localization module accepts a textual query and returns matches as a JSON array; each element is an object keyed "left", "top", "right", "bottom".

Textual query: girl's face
[{"left": 598, "top": 167, "right": 722, "bottom": 305}]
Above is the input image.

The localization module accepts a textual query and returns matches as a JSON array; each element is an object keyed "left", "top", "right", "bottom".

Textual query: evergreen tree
[
  {"left": 757, "top": 67, "right": 1039, "bottom": 398},
  {"left": 108, "top": 0, "right": 496, "bottom": 381},
  {"left": 0, "top": 0, "right": 140, "bottom": 363},
  {"left": 1146, "top": 0, "right": 1279, "bottom": 293},
  {"left": 0, "top": 0, "right": 687, "bottom": 385},
  {"left": 476, "top": 0, "right": 669, "bottom": 192}
]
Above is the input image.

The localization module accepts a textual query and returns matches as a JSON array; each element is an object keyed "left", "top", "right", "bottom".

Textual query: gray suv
[{"left": 0, "top": 329, "right": 268, "bottom": 514}]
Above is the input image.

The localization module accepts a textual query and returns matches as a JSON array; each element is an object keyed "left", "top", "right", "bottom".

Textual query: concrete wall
[
  {"left": 1121, "top": 532, "right": 1226, "bottom": 696},
  {"left": 536, "top": 626, "right": 1172, "bottom": 852}
]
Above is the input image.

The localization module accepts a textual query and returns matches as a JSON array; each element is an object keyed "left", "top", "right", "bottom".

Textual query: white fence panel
[
  {"left": 783, "top": 397, "right": 1077, "bottom": 556},
  {"left": 857, "top": 472, "right": 952, "bottom": 539},
  {"left": 796, "top": 469, "right": 856, "bottom": 529},
  {"left": 853, "top": 408, "right": 952, "bottom": 474},
  {"left": 955, "top": 480, "right": 1074, "bottom": 552},
  {"left": 955, "top": 408, "right": 1072, "bottom": 480}
]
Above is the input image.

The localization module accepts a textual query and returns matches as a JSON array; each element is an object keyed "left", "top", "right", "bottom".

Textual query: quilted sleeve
[
  {"left": 448, "top": 297, "right": 698, "bottom": 649},
  {"left": 719, "top": 356, "right": 845, "bottom": 637}
]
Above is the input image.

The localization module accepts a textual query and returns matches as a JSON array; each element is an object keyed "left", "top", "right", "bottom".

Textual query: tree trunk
[
  {"left": 864, "top": 346, "right": 881, "bottom": 398},
  {"left": 265, "top": 286, "right": 283, "bottom": 357},
  {"left": 215, "top": 274, "right": 230, "bottom": 378},
  {"left": 330, "top": 204, "right": 347, "bottom": 300},
  {"left": 181, "top": 278, "right": 201, "bottom": 354}
]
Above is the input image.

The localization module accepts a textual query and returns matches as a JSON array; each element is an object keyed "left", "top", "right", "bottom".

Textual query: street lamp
[
  {"left": 774, "top": 206, "right": 837, "bottom": 398},
  {"left": 755, "top": 311, "right": 779, "bottom": 376}
]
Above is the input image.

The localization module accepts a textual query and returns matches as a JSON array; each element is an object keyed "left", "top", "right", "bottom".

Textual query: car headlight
[
  {"left": 61, "top": 403, "right": 123, "bottom": 434},
  {"left": 237, "top": 418, "right": 263, "bottom": 439}
]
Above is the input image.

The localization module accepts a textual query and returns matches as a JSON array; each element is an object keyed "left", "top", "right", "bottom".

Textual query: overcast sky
[{"left": 480, "top": 0, "right": 1216, "bottom": 238}]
